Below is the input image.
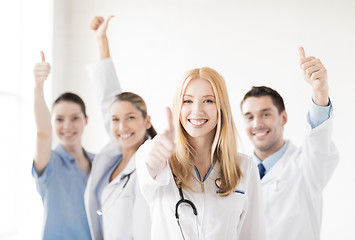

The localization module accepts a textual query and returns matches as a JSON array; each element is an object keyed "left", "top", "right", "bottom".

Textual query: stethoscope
[
  {"left": 96, "top": 169, "right": 136, "bottom": 216},
  {"left": 174, "top": 178, "right": 223, "bottom": 240}
]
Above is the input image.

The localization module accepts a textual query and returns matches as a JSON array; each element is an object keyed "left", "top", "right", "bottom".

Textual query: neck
[
  {"left": 255, "top": 139, "right": 285, "bottom": 161},
  {"left": 62, "top": 143, "right": 84, "bottom": 158},
  {"left": 188, "top": 134, "right": 214, "bottom": 168}
]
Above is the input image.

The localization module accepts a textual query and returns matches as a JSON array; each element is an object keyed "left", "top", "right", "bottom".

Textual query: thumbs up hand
[
  {"left": 299, "top": 47, "right": 329, "bottom": 106},
  {"left": 145, "top": 107, "right": 176, "bottom": 179},
  {"left": 89, "top": 15, "right": 114, "bottom": 38},
  {"left": 33, "top": 51, "right": 51, "bottom": 85}
]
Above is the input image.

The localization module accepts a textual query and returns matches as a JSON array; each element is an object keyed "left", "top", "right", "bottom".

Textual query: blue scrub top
[{"left": 32, "top": 144, "right": 94, "bottom": 240}]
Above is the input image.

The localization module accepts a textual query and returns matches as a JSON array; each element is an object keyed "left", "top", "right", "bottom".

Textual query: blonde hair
[{"left": 170, "top": 67, "right": 243, "bottom": 196}]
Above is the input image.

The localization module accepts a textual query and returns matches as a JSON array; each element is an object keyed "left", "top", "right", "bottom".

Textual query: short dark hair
[
  {"left": 52, "top": 92, "right": 87, "bottom": 118},
  {"left": 240, "top": 86, "right": 285, "bottom": 114}
]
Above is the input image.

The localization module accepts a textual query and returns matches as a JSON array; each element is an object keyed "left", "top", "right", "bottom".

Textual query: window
[{"left": 0, "top": 0, "right": 52, "bottom": 239}]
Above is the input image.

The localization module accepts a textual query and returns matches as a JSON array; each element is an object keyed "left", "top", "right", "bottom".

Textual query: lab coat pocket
[
  {"left": 266, "top": 177, "right": 301, "bottom": 220},
  {"left": 216, "top": 192, "right": 246, "bottom": 216},
  {"left": 103, "top": 196, "right": 134, "bottom": 239},
  {"left": 213, "top": 192, "right": 246, "bottom": 236}
]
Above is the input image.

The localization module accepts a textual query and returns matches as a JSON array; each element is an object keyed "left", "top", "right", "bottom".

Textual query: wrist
[
  {"left": 312, "top": 89, "right": 329, "bottom": 106},
  {"left": 96, "top": 34, "right": 108, "bottom": 41}
]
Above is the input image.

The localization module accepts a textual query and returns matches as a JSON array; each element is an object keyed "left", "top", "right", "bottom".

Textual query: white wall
[{"left": 33, "top": 0, "right": 355, "bottom": 239}]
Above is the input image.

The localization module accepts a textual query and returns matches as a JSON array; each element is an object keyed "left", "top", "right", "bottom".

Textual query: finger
[
  {"left": 299, "top": 46, "right": 306, "bottom": 59},
  {"left": 310, "top": 69, "right": 326, "bottom": 81},
  {"left": 90, "top": 16, "right": 104, "bottom": 30},
  {"left": 40, "top": 51, "right": 45, "bottom": 62},
  {"left": 305, "top": 64, "right": 323, "bottom": 78},
  {"left": 158, "top": 134, "right": 175, "bottom": 152},
  {"left": 103, "top": 15, "right": 115, "bottom": 29},
  {"left": 302, "top": 58, "right": 321, "bottom": 70},
  {"left": 165, "top": 107, "right": 174, "bottom": 140}
]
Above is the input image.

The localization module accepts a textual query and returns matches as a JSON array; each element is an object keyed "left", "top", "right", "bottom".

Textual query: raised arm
[
  {"left": 90, "top": 15, "right": 114, "bottom": 59},
  {"left": 298, "top": 47, "right": 338, "bottom": 190},
  {"left": 87, "top": 15, "right": 121, "bottom": 137},
  {"left": 33, "top": 51, "right": 52, "bottom": 175}
]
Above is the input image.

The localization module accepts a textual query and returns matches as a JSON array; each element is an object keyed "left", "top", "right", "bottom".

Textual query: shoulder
[{"left": 237, "top": 152, "right": 254, "bottom": 173}]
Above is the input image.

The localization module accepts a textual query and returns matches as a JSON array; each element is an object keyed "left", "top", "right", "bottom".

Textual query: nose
[
  {"left": 118, "top": 119, "right": 126, "bottom": 131},
  {"left": 252, "top": 116, "right": 263, "bottom": 128},
  {"left": 63, "top": 119, "right": 71, "bottom": 129},
  {"left": 192, "top": 101, "right": 203, "bottom": 114}
]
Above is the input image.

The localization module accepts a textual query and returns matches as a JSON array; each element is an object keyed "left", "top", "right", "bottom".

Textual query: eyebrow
[
  {"left": 243, "top": 108, "right": 272, "bottom": 116},
  {"left": 184, "top": 94, "right": 215, "bottom": 98},
  {"left": 111, "top": 112, "right": 137, "bottom": 117},
  {"left": 56, "top": 112, "right": 81, "bottom": 117}
]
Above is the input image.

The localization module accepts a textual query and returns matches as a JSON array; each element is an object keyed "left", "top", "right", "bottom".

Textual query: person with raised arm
[
  {"left": 136, "top": 67, "right": 266, "bottom": 239},
  {"left": 32, "top": 52, "right": 93, "bottom": 240},
  {"left": 84, "top": 16, "right": 154, "bottom": 240},
  {"left": 240, "top": 47, "right": 339, "bottom": 240}
]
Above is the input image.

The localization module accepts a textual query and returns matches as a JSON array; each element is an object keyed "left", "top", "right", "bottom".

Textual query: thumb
[
  {"left": 299, "top": 46, "right": 306, "bottom": 59},
  {"left": 165, "top": 107, "right": 174, "bottom": 141},
  {"left": 103, "top": 15, "right": 114, "bottom": 29},
  {"left": 40, "top": 51, "right": 45, "bottom": 62}
]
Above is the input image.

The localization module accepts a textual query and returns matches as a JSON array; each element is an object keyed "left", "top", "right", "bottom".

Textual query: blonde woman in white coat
[
  {"left": 136, "top": 67, "right": 266, "bottom": 239},
  {"left": 84, "top": 16, "right": 154, "bottom": 240}
]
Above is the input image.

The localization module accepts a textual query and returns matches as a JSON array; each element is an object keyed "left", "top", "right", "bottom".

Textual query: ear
[
  {"left": 85, "top": 116, "right": 89, "bottom": 126},
  {"left": 281, "top": 110, "right": 287, "bottom": 126},
  {"left": 145, "top": 115, "right": 152, "bottom": 129}
]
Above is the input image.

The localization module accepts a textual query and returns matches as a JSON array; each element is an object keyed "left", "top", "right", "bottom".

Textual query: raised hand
[
  {"left": 299, "top": 47, "right": 329, "bottom": 106},
  {"left": 145, "top": 107, "right": 176, "bottom": 178},
  {"left": 89, "top": 15, "right": 114, "bottom": 38},
  {"left": 33, "top": 51, "right": 51, "bottom": 85}
]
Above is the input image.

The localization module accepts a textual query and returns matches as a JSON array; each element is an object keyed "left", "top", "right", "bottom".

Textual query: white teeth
[
  {"left": 253, "top": 130, "right": 268, "bottom": 137},
  {"left": 190, "top": 119, "right": 207, "bottom": 126},
  {"left": 119, "top": 133, "right": 133, "bottom": 139},
  {"left": 255, "top": 132, "right": 267, "bottom": 137}
]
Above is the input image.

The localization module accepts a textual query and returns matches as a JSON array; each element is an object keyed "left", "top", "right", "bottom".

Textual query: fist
[
  {"left": 145, "top": 108, "right": 175, "bottom": 178},
  {"left": 89, "top": 15, "right": 114, "bottom": 38},
  {"left": 299, "top": 47, "right": 328, "bottom": 93},
  {"left": 33, "top": 51, "right": 51, "bottom": 85}
]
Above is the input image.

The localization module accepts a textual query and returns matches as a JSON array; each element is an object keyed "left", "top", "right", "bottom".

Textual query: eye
[
  {"left": 183, "top": 100, "right": 192, "bottom": 103},
  {"left": 72, "top": 116, "right": 79, "bottom": 121},
  {"left": 56, "top": 118, "right": 63, "bottom": 122},
  {"left": 203, "top": 99, "right": 214, "bottom": 103},
  {"left": 263, "top": 113, "right": 270, "bottom": 117},
  {"left": 245, "top": 115, "right": 253, "bottom": 121},
  {"left": 128, "top": 115, "right": 135, "bottom": 120},
  {"left": 112, "top": 117, "right": 119, "bottom": 122}
]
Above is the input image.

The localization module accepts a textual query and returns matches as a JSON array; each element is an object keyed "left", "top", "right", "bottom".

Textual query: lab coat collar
[
  {"left": 85, "top": 139, "right": 123, "bottom": 240},
  {"left": 260, "top": 141, "right": 297, "bottom": 184}
]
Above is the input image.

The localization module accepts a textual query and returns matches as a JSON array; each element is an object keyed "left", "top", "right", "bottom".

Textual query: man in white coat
[{"left": 240, "top": 47, "right": 339, "bottom": 240}]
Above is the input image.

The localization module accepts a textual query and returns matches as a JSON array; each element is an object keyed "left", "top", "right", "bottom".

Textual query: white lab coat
[
  {"left": 261, "top": 116, "right": 339, "bottom": 240},
  {"left": 84, "top": 58, "right": 151, "bottom": 240},
  {"left": 136, "top": 140, "right": 266, "bottom": 240}
]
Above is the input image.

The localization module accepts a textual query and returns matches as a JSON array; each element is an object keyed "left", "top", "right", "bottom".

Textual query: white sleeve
[
  {"left": 238, "top": 160, "right": 266, "bottom": 240},
  {"left": 135, "top": 140, "right": 171, "bottom": 203},
  {"left": 86, "top": 58, "right": 122, "bottom": 138},
  {"left": 301, "top": 114, "right": 339, "bottom": 191}
]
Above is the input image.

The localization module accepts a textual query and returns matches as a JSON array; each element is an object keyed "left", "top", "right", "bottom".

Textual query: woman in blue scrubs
[{"left": 32, "top": 52, "right": 93, "bottom": 240}]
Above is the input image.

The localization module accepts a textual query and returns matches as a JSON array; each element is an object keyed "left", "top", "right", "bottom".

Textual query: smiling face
[
  {"left": 52, "top": 101, "right": 88, "bottom": 147},
  {"left": 241, "top": 96, "right": 287, "bottom": 160},
  {"left": 180, "top": 78, "right": 218, "bottom": 142},
  {"left": 110, "top": 100, "right": 151, "bottom": 152}
]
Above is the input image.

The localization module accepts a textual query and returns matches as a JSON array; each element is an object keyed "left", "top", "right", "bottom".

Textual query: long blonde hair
[{"left": 169, "top": 67, "right": 243, "bottom": 196}]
